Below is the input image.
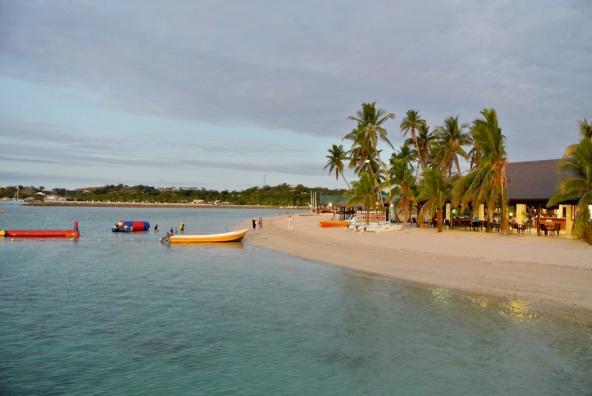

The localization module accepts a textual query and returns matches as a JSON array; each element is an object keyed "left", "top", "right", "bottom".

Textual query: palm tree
[
  {"left": 416, "top": 167, "right": 451, "bottom": 232},
  {"left": 324, "top": 144, "right": 350, "bottom": 189},
  {"left": 345, "top": 102, "right": 395, "bottom": 149},
  {"left": 579, "top": 119, "right": 592, "bottom": 140},
  {"left": 406, "top": 123, "right": 434, "bottom": 171},
  {"left": 347, "top": 172, "right": 377, "bottom": 221},
  {"left": 452, "top": 108, "right": 509, "bottom": 233},
  {"left": 344, "top": 102, "right": 395, "bottom": 205},
  {"left": 400, "top": 110, "right": 427, "bottom": 170},
  {"left": 547, "top": 138, "right": 592, "bottom": 243},
  {"left": 390, "top": 143, "right": 416, "bottom": 226},
  {"left": 467, "top": 126, "right": 480, "bottom": 170},
  {"left": 432, "top": 116, "right": 471, "bottom": 178}
]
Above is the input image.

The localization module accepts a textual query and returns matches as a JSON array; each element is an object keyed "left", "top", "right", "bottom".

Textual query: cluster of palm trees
[
  {"left": 548, "top": 119, "right": 592, "bottom": 243},
  {"left": 324, "top": 102, "right": 509, "bottom": 233},
  {"left": 324, "top": 104, "right": 592, "bottom": 242}
]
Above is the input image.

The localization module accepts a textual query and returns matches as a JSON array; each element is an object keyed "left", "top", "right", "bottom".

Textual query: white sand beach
[{"left": 248, "top": 214, "right": 592, "bottom": 311}]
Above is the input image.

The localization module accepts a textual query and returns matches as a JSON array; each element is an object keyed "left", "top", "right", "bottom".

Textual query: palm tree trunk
[
  {"left": 500, "top": 165, "right": 509, "bottom": 234},
  {"left": 340, "top": 171, "right": 351, "bottom": 189},
  {"left": 437, "top": 207, "right": 443, "bottom": 232},
  {"left": 402, "top": 196, "right": 409, "bottom": 227}
]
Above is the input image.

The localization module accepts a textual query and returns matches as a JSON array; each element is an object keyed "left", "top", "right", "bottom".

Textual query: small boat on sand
[
  {"left": 320, "top": 220, "right": 350, "bottom": 228},
  {"left": 162, "top": 229, "right": 249, "bottom": 244}
]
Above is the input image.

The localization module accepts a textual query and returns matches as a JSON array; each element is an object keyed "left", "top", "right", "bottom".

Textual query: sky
[{"left": 1, "top": 0, "right": 591, "bottom": 189}]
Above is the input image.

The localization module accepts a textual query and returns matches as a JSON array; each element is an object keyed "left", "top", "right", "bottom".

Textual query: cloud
[
  {"left": 0, "top": 141, "right": 322, "bottom": 176},
  {"left": 1, "top": 0, "right": 591, "bottom": 181}
]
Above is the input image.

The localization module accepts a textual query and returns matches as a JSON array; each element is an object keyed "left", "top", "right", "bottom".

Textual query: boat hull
[
  {"left": 2, "top": 230, "right": 80, "bottom": 238},
  {"left": 319, "top": 220, "right": 350, "bottom": 228},
  {"left": 168, "top": 229, "right": 248, "bottom": 243}
]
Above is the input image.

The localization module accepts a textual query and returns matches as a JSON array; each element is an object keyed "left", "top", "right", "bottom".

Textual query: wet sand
[{"left": 248, "top": 214, "right": 592, "bottom": 311}]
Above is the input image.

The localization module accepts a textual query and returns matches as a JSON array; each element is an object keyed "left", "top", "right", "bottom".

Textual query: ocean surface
[{"left": 1, "top": 204, "right": 591, "bottom": 395}]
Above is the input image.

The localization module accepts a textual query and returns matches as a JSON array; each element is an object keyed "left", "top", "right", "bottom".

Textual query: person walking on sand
[
  {"left": 251, "top": 218, "right": 257, "bottom": 230},
  {"left": 288, "top": 215, "right": 294, "bottom": 231},
  {"left": 258, "top": 216, "right": 263, "bottom": 230}
]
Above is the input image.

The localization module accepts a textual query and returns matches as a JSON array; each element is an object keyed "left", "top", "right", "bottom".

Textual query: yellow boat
[{"left": 166, "top": 228, "right": 249, "bottom": 244}]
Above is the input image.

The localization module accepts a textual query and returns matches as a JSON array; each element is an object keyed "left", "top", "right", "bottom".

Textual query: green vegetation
[
  {"left": 324, "top": 144, "right": 350, "bottom": 189},
  {"left": 417, "top": 167, "right": 451, "bottom": 233},
  {"left": 0, "top": 184, "right": 346, "bottom": 207},
  {"left": 326, "top": 102, "right": 592, "bottom": 241},
  {"left": 548, "top": 122, "right": 592, "bottom": 244},
  {"left": 452, "top": 109, "right": 509, "bottom": 233},
  {"left": 324, "top": 103, "right": 511, "bottom": 233}
]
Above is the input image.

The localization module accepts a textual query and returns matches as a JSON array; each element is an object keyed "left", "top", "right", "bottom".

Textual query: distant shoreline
[{"left": 24, "top": 201, "right": 307, "bottom": 210}]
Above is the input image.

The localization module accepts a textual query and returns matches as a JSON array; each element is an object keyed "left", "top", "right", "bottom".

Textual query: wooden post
[{"left": 537, "top": 204, "right": 541, "bottom": 236}]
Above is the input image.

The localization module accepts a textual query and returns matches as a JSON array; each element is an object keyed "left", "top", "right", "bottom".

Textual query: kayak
[
  {"left": 319, "top": 220, "right": 350, "bottom": 228},
  {"left": 164, "top": 229, "right": 249, "bottom": 244}
]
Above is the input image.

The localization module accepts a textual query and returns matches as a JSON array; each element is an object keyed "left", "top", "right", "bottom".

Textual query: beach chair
[
  {"left": 539, "top": 224, "right": 548, "bottom": 236},
  {"left": 551, "top": 223, "right": 561, "bottom": 236}
]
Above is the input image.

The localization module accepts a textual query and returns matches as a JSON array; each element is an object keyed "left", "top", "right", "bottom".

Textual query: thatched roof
[{"left": 507, "top": 159, "right": 568, "bottom": 203}]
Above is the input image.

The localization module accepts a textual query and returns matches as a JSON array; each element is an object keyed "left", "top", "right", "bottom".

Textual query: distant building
[{"left": 506, "top": 159, "right": 576, "bottom": 234}]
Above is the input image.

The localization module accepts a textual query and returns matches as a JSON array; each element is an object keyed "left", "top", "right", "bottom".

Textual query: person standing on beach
[
  {"left": 252, "top": 218, "right": 257, "bottom": 230},
  {"left": 258, "top": 217, "right": 263, "bottom": 230},
  {"left": 288, "top": 215, "right": 293, "bottom": 231}
]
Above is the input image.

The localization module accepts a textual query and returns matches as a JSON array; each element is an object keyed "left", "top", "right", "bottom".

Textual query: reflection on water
[
  {"left": 431, "top": 287, "right": 453, "bottom": 304},
  {"left": 163, "top": 242, "right": 245, "bottom": 251},
  {"left": 500, "top": 299, "right": 537, "bottom": 321},
  {"left": 466, "top": 295, "right": 490, "bottom": 308}
]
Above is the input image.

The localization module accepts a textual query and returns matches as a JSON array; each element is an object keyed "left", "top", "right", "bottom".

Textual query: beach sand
[{"left": 248, "top": 214, "right": 592, "bottom": 311}]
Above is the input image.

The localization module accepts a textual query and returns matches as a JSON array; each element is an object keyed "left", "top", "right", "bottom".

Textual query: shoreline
[
  {"left": 22, "top": 201, "right": 306, "bottom": 210},
  {"left": 247, "top": 214, "right": 592, "bottom": 314}
]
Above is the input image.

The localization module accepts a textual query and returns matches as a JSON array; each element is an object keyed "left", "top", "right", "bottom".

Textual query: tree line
[{"left": 0, "top": 183, "right": 346, "bottom": 207}]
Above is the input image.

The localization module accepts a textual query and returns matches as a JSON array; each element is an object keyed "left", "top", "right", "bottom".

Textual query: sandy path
[{"left": 247, "top": 214, "right": 592, "bottom": 311}]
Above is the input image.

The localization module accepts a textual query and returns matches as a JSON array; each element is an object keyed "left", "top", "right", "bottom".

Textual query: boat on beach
[
  {"left": 162, "top": 228, "right": 249, "bottom": 244},
  {"left": 319, "top": 220, "right": 350, "bottom": 228}
]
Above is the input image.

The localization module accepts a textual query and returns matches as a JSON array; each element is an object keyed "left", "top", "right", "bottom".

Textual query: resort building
[
  {"left": 443, "top": 159, "right": 577, "bottom": 235},
  {"left": 506, "top": 159, "right": 578, "bottom": 235}
]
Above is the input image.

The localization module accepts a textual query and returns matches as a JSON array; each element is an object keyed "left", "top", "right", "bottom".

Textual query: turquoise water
[{"left": 1, "top": 205, "right": 591, "bottom": 395}]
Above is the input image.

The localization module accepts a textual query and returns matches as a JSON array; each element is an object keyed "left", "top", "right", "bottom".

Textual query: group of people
[
  {"left": 160, "top": 222, "right": 184, "bottom": 237},
  {"left": 251, "top": 217, "right": 263, "bottom": 230}
]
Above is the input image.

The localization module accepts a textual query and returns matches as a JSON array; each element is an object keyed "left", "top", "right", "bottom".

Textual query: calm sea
[{"left": 1, "top": 204, "right": 591, "bottom": 395}]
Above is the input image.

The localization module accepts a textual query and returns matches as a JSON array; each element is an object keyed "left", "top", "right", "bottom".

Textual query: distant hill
[{"left": 0, "top": 184, "right": 346, "bottom": 207}]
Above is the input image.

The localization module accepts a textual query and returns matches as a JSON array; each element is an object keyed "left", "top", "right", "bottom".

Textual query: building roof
[{"left": 507, "top": 159, "right": 566, "bottom": 202}]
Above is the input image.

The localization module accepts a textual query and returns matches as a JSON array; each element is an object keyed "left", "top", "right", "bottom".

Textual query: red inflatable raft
[{"left": 1, "top": 221, "right": 80, "bottom": 239}]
